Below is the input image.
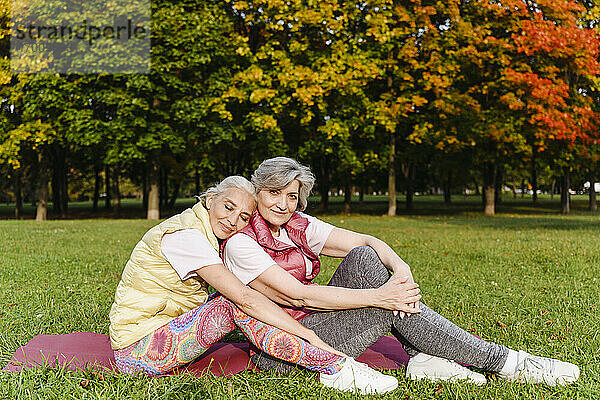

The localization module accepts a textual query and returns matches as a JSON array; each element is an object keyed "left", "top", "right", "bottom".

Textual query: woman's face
[
  {"left": 257, "top": 179, "right": 300, "bottom": 232},
  {"left": 206, "top": 187, "right": 256, "bottom": 239}
]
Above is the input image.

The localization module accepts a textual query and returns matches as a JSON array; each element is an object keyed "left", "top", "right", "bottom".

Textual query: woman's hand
[{"left": 373, "top": 275, "right": 421, "bottom": 314}]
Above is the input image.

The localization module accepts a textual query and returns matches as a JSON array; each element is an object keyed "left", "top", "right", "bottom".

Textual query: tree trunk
[
  {"left": 61, "top": 157, "right": 68, "bottom": 217},
  {"left": 194, "top": 166, "right": 200, "bottom": 196},
  {"left": 147, "top": 161, "right": 160, "bottom": 220},
  {"left": 560, "top": 168, "right": 570, "bottom": 214},
  {"left": 318, "top": 156, "right": 330, "bottom": 212},
  {"left": 443, "top": 175, "right": 451, "bottom": 204},
  {"left": 159, "top": 167, "right": 165, "bottom": 209},
  {"left": 550, "top": 178, "right": 556, "bottom": 200},
  {"left": 104, "top": 164, "right": 111, "bottom": 209},
  {"left": 50, "top": 145, "right": 68, "bottom": 218},
  {"left": 511, "top": 184, "right": 517, "bottom": 199},
  {"left": 142, "top": 170, "right": 148, "bottom": 213},
  {"left": 473, "top": 178, "right": 480, "bottom": 196},
  {"left": 168, "top": 178, "right": 181, "bottom": 209},
  {"left": 402, "top": 162, "right": 413, "bottom": 210},
  {"left": 30, "top": 184, "right": 36, "bottom": 207},
  {"left": 484, "top": 186, "right": 495, "bottom": 215},
  {"left": 531, "top": 154, "right": 538, "bottom": 204},
  {"left": 36, "top": 153, "right": 50, "bottom": 221},
  {"left": 344, "top": 175, "right": 352, "bottom": 214},
  {"left": 387, "top": 132, "right": 397, "bottom": 215},
  {"left": 483, "top": 163, "right": 496, "bottom": 216},
  {"left": 14, "top": 168, "right": 23, "bottom": 219},
  {"left": 495, "top": 167, "right": 503, "bottom": 205},
  {"left": 161, "top": 167, "right": 170, "bottom": 209},
  {"left": 589, "top": 176, "right": 597, "bottom": 212},
  {"left": 93, "top": 164, "right": 101, "bottom": 211},
  {"left": 51, "top": 160, "right": 60, "bottom": 215},
  {"left": 359, "top": 184, "right": 365, "bottom": 204},
  {"left": 113, "top": 166, "right": 121, "bottom": 218}
]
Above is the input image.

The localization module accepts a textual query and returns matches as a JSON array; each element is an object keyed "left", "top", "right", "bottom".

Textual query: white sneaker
[
  {"left": 320, "top": 358, "right": 398, "bottom": 395},
  {"left": 406, "top": 353, "right": 487, "bottom": 385},
  {"left": 499, "top": 350, "right": 580, "bottom": 386}
]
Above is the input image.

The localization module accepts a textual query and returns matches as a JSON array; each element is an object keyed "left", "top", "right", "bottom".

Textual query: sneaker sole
[
  {"left": 359, "top": 380, "right": 399, "bottom": 395},
  {"left": 408, "top": 372, "right": 486, "bottom": 386},
  {"left": 508, "top": 374, "right": 579, "bottom": 386},
  {"left": 320, "top": 379, "right": 399, "bottom": 395}
]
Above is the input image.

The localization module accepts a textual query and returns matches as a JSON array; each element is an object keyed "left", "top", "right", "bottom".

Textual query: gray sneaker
[{"left": 499, "top": 351, "right": 580, "bottom": 386}]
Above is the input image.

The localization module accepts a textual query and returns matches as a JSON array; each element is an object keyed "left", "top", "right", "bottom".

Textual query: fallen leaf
[
  {"left": 497, "top": 321, "right": 507, "bottom": 328},
  {"left": 80, "top": 379, "right": 90, "bottom": 388},
  {"left": 435, "top": 385, "right": 443, "bottom": 395},
  {"left": 90, "top": 371, "right": 105, "bottom": 380},
  {"left": 539, "top": 310, "right": 551, "bottom": 317}
]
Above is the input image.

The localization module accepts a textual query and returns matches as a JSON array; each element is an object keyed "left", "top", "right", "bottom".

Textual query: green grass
[{"left": 1, "top": 213, "right": 599, "bottom": 399}]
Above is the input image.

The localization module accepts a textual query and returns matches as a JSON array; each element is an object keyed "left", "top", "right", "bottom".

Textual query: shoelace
[
  {"left": 521, "top": 356, "right": 554, "bottom": 377},
  {"left": 346, "top": 359, "right": 380, "bottom": 380},
  {"left": 431, "top": 357, "right": 477, "bottom": 377},
  {"left": 349, "top": 359, "right": 370, "bottom": 370}
]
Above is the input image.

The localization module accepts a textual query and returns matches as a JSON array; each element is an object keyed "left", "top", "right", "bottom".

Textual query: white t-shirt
[
  {"left": 161, "top": 230, "right": 222, "bottom": 281},
  {"left": 223, "top": 213, "right": 335, "bottom": 285}
]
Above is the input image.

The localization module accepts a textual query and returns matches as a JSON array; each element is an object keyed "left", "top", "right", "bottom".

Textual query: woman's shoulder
[
  {"left": 225, "top": 232, "right": 263, "bottom": 249},
  {"left": 296, "top": 212, "right": 331, "bottom": 228}
]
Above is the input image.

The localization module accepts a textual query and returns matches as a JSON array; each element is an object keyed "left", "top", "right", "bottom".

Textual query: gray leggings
[{"left": 252, "top": 246, "right": 509, "bottom": 373}]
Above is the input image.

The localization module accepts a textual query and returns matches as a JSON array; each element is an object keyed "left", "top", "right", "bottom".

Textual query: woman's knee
[
  {"left": 348, "top": 246, "right": 389, "bottom": 276},
  {"left": 347, "top": 245, "right": 377, "bottom": 260},
  {"left": 330, "top": 246, "right": 389, "bottom": 288}
]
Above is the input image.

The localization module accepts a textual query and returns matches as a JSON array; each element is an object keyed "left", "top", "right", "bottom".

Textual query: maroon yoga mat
[{"left": 3, "top": 332, "right": 409, "bottom": 377}]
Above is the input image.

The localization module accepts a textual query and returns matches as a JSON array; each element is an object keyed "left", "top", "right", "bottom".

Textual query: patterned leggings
[{"left": 114, "top": 294, "right": 344, "bottom": 376}]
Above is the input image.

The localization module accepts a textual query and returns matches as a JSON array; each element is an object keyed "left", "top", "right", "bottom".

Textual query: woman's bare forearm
[
  {"left": 198, "top": 263, "right": 344, "bottom": 356},
  {"left": 363, "top": 235, "right": 414, "bottom": 279},
  {"left": 250, "top": 266, "right": 420, "bottom": 312}
]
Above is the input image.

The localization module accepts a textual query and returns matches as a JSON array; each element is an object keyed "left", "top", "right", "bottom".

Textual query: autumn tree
[
  {"left": 219, "top": 0, "right": 384, "bottom": 211},
  {"left": 502, "top": 0, "right": 600, "bottom": 214}
]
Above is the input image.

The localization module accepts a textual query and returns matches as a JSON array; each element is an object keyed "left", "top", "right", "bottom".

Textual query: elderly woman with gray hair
[
  {"left": 222, "top": 157, "right": 580, "bottom": 388},
  {"left": 110, "top": 175, "right": 401, "bottom": 393}
]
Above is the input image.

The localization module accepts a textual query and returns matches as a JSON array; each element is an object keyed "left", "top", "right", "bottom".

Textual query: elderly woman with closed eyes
[
  {"left": 222, "top": 157, "right": 580, "bottom": 388},
  {"left": 109, "top": 175, "right": 397, "bottom": 394}
]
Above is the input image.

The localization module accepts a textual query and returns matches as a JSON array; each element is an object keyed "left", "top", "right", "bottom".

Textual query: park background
[
  {"left": 2, "top": 0, "right": 600, "bottom": 219},
  {"left": 1, "top": 0, "right": 600, "bottom": 399}
]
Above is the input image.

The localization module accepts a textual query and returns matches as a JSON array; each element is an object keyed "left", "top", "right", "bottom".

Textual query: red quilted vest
[{"left": 220, "top": 211, "right": 321, "bottom": 319}]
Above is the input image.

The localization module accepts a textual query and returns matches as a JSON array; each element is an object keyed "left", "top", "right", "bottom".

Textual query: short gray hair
[
  {"left": 198, "top": 175, "right": 257, "bottom": 206},
  {"left": 251, "top": 157, "right": 315, "bottom": 211}
]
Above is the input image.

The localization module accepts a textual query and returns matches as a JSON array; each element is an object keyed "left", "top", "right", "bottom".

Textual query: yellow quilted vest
[{"left": 109, "top": 202, "right": 218, "bottom": 350}]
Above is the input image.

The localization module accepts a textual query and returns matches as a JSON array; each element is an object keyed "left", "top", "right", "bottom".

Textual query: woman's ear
[{"left": 205, "top": 194, "right": 214, "bottom": 210}]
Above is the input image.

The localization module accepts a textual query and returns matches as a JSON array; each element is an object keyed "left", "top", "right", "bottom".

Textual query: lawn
[{"left": 0, "top": 211, "right": 599, "bottom": 399}]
